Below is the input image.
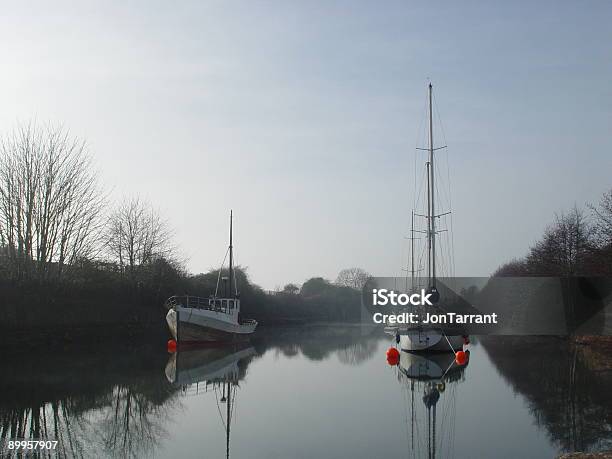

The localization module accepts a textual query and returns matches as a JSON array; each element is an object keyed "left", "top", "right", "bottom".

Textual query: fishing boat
[
  {"left": 165, "top": 211, "right": 257, "bottom": 344},
  {"left": 389, "top": 83, "right": 467, "bottom": 352}
]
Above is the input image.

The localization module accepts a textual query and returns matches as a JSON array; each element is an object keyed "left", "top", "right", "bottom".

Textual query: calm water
[{"left": 1, "top": 327, "right": 611, "bottom": 458}]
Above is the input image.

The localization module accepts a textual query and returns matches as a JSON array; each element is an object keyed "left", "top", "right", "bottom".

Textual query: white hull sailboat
[
  {"left": 165, "top": 211, "right": 257, "bottom": 344},
  {"left": 390, "top": 83, "right": 467, "bottom": 352}
]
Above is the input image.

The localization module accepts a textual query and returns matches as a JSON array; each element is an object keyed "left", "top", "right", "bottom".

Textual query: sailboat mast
[
  {"left": 411, "top": 210, "right": 415, "bottom": 291},
  {"left": 428, "top": 83, "right": 436, "bottom": 288},
  {"left": 426, "top": 160, "right": 431, "bottom": 284},
  {"left": 229, "top": 210, "right": 234, "bottom": 299}
]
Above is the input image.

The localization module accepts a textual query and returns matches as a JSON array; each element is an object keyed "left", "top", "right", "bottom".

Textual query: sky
[{"left": 0, "top": 1, "right": 611, "bottom": 289}]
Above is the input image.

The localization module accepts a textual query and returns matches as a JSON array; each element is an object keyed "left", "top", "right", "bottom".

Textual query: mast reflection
[
  {"left": 394, "top": 349, "right": 471, "bottom": 459},
  {"left": 165, "top": 344, "right": 256, "bottom": 459}
]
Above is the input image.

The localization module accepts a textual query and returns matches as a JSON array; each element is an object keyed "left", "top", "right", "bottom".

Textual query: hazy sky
[{"left": 1, "top": 1, "right": 611, "bottom": 289}]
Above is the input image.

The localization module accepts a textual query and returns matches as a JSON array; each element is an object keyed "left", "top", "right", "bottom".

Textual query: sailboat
[
  {"left": 165, "top": 211, "right": 257, "bottom": 344},
  {"left": 391, "top": 83, "right": 467, "bottom": 352}
]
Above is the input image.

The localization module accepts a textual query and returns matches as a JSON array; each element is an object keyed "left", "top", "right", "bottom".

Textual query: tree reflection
[
  {"left": 95, "top": 384, "right": 180, "bottom": 459},
  {"left": 336, "top": 339, "right": 379, "bottom": 365},
  {"left": 0, "top": 345, "right": 181, "bottom": 459},
  {"left": 255, "top": 325, "right": 384, "bottom": 364},
  {"left": 481, "top": 336, "right": 612, "bottom": 453},
  {"left": 0, "top": 391, "right": 181, "bottom": 458},
  {"left": 1, "top": 401, "right": 90, "bottom": 458},
  {"left": 0, "top": 327, "right": 388, "bottom": 458}
]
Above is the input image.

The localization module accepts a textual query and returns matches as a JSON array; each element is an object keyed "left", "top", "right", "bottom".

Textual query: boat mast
[
  {"left": 426, "top": 160, "right": 431, "bottom": 285},
  {"left": 411, "top": 211, "right": 415, "bottom": 291},
  {"left": 229, "top": 210, "right": 234, "bottom": 299},
  {"left": 428, "top": 83, "right": 436, "bottom": 289}
]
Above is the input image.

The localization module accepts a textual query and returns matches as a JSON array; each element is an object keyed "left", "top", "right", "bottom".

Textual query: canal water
[{"left": 1, "top": 326, "right": 610, "bottom": 458}]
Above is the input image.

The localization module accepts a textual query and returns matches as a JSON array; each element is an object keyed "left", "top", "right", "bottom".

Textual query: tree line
[
  {"left": 0, "top": 123, "right": 103, "bottom": 282},
  {"left": 0, "top": 122, "right": 371, "bottom": 326},
  {"left": 0, "top": 123, "right": 176, "bottom": 285},
  {"left": 494, "top": 189, "right": 612, "bottom": 277}
]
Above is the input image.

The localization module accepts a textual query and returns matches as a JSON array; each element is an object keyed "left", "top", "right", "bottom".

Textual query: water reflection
[
  {"left": 0, "top": 345, "right": 180, "bottom": 458},
  {"left": 164, "top": 344, "right": 256, "bottom": 459},
  {"left": 481, "top": 336, "right": 612, "bottom": 453},
  {"left": 165, "top": 346, "right": 256, "bottom": 386},
  {"left": 160, "top": 326, "right": 384, "bottom": 458},
  {"left": 395, "top": 350, "right": 470, "bottom": 458},
  {"left": 0, "top": 328, "right": 610, "bottom": 458},
  {"left": 258, "top": 325, "right": 382, "bottom": 363}
]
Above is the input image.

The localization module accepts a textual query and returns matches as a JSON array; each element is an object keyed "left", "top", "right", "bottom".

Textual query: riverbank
[
  {"left": 559, "top": 452, "right": 612, "bottom": 458},
  {"left": 0, "top": 271, "right": 363, "bottom": 349},
  {"left": 573, "top": 336, "right": 612, "bottom": 371}
]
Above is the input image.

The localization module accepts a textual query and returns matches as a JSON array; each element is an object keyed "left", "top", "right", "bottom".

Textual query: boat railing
[{"left": 164, "top": 295, "right": 239, "bottom": 315}]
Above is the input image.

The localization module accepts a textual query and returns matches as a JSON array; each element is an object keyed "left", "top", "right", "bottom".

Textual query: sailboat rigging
[
  {"left": 404, "top": 210, "right": 425, "bottom": 292},
  {"left": 391, "top": 83, "right": 467, "bottom": 352}
]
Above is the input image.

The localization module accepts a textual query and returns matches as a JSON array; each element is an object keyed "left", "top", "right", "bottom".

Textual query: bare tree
[
  {"left": 587, "top": 188, "right": 612, "bottom": 274},
  {"left": 105, "top": 197, "right": 173, "bottom": 279},
  {"left": 588, "top": 188, "right": 612, "bottom": 248},
  {"left": 335, "top": 267, "right": 371, "bottom": 290},
  {"left": 526, "top": 206, "right": 594, "bottom": 276},
  {"left": 0, "top": 122, "right": 104, "bottom": 281}
]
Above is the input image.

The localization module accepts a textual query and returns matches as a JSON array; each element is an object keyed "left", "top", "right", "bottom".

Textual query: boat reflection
[
  {"left": 165, "top": 344, "right": 256, "bottom": 458},
  {"left": 398, "top": 350, "right": 468, "bottom": 380},
  {"left": 165, "top": 345, "right": 256, "bottom": 386},
  {"left": 395, "top": 349, "right": 470, "bottom": 458}
]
